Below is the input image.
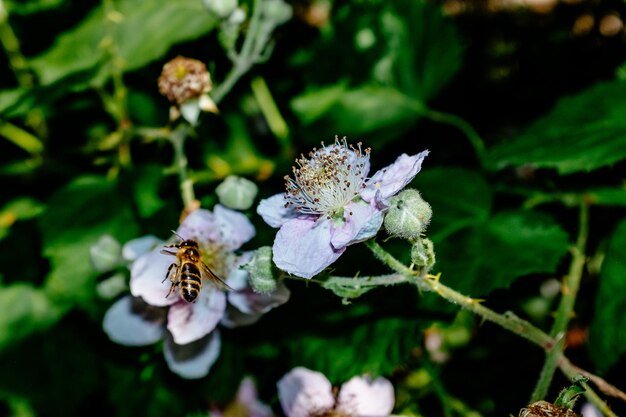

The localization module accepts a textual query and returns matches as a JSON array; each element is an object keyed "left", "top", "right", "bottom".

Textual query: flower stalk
[{"left": 531, "top": 202, "right": 590, "bottom": 402}]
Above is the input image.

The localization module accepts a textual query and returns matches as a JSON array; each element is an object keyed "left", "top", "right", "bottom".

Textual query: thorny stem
[
  {"left": 531, "top": 202, "right": 589, "bottom": 402},
  {"left": 361, "top": 239, "right": 621, "bottom": 415}
]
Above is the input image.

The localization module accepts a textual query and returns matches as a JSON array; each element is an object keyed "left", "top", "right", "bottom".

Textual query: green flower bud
[
  {"left": 411, "top": 238, "right": 436, "bottom": 269},
  {"left": 216, "top": 175, "right": 258, "bottom": 210},
  {"left": 96, "top": 272, "right": 128, "bottom": 300},
  {"left": 204, "top": 0, "right": 238, "bottom": 18},
  {"left": 242, "top": 246, "right": 278, "bottom": 294},
  {"left": 384, "top": 189, "right": 432, "bottom": 240},
  {"left": 90, "top": 234, "right": 122, "bottom": 272},
  {"left": 262, "top": 0, "right": 292, "bottom": 25}
]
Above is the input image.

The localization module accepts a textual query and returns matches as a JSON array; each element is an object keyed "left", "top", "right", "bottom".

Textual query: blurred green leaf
[
  {"left": 0, "top": 88, "right": 30, "bottom": 117},
  {"left": 584, "top": 187, "right": 626, "bottom": 206},
  {"left": 30, "top": 0, "right": 217, "bottom": 87},
  {"left": 0, "top": 284, "right": 61, "bottom": 352},
  {"left": 292, "top": 84, "right": 421, "bottom": 136},
  {"left": 414, "top": 168, "right": 492, "bottom": 240},
  {"left": 376, "top": 1, "right": 463, "bottom": 101},
  {"left": 133, "top": 164, "right": 166, "bottom": 218},
  {"left": 290, "top": 0, "right": 462, "bottom": 139},
  {"left": 5, "top": 0, "right": 65, "bottom": 15},
  {"left": 488, "top": 80, "right": 626, "bottom": 174},
  {"left": 589, "top": 218, "right": 626, "bottom": 372},
  {"left": 0, "top": 324, "right": 99, "bottom": 416},
  {"left": 436, "top": 211, "right": 570, "bottom": 295},
  {"left": 40, "top": 176, "right": 138, "bottom": 309},
  {"left": 287, "top": 317, "right": 425, "bottom": 382}
]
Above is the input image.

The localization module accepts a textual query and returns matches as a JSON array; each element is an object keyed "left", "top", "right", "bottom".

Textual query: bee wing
[{"left": 201, "top": 263, "right": 234, "bottom": 291}]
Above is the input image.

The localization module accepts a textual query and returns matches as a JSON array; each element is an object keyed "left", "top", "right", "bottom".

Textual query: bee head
[{"left": 180, "top": 239, "right": 199, "bottom": 248}]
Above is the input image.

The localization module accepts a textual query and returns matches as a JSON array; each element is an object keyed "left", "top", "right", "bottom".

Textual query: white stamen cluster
[{"left": 284, "top": 137, "right": 370, "bottom": 217}]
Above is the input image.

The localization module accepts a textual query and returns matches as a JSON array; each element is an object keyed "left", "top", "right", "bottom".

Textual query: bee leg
[
  {"left": 160, "top": 249, "right": 178, "bottom": 256},
  {"left": 163, "top": 263, "right": 176, "bottom": 283},
  {"left": 165, "top": 264, "right": 180, "bottom": 298}
]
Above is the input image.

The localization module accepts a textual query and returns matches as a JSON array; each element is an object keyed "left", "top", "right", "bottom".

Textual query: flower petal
[
  {"left": 257, "top": 193, "right": 299, "bottom": 228},
  {"left": 273, "top": 217, "right": 345, "bottom": 279},
  {"left": 167, "top": 287, "right": 226, "bottom": 345},
  {"left": 330, "top": 201, "right": 384, "bottom": 250},
  {"left": 130, "top": 249, "right": 178, "bottom": 307},
  {"left": 122, "top": 235, "right": 162, "bottom": 262},
  {"left": 222, "top": 281, "right": 291, "bottom": 328},
  {"left": 362, "top": 150, "right": 429, "bottom": 202},
  {"left": 335, "top": 375, "right": 395, "bottom": 417},
  {"left": 163, "top": 331, "right": 221, "bottom": 379},
  {"left": 213, "top": 204, "right": 256, "bottom": 250},
  {"left": 102, "top": 296, "right": 165, "bottom": 346},
  {"left": 237, "top": 377, "right": 274, "bottom": 417},
  {"left": 277, "top": 367, "right": 335, "bottom": 417},
  {"left": 177, "top": 208, "right": 218, "bottom": 243}
]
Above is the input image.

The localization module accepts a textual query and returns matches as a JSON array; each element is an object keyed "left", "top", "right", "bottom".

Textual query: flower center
[{"left": 284, "top": 138, "right": 370, "bottom": 217}]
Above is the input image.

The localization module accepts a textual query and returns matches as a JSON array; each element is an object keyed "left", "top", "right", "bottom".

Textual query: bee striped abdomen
[{"left": 180, "top": 262, "right": 202, "bottom": 303}]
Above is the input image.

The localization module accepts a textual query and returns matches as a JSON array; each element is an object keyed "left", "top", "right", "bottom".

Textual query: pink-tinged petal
[
  {"left": 362, "top": 150, "right": 429, "bottom": 202},
  {"left": 336, "top": 376, "right": 395, "bottom": 417},
  {"left": 167, "top": 287, "right": 226, "bottom": 345},
  {"left": 220, "top": 305, "right": 264, "bottom": 328},
  {"left": 330, "top": 201, "right": 384, "bottom": 250},
  {"left": 122, "top": 235, "right": 162, "bottom": 262},
  {"left": 102, "top": 296, "right": 165, "bottom": 346},
  {"left": 228, "top": 280, "right": 291, "bottom": 315},
  {"left": 277, "top": 367, "right": 335, "bottom": 417},
  {"left": 163, "top": 331, "right": 221, "bottom": 379},
  {"left": 213, "top": 204, "right": 256, "bottom": 250},
  {"left": 177, "top": 208, "right": 218, "bottom": 243},
  {"left": 273, "top": 217, "right": 345, "bottom": 279},
  {"left": 236, "top": 377, "right": 274, "bottom": 417},
  {"left": 130, "top": 249, "right": 178, "bottom": 307},
  {"left": 225, "top": 251, "right": 254, "bottom": 291},
  {"left": 257, "top": 193, "right": 299, "bottom": 228}
]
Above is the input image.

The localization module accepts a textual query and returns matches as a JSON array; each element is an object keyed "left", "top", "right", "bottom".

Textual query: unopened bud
[
  {"left": 216, "top": 176, "right": 258, "bottom": 210},
  {"left": 204, "top": 0, "right": 238, "bottom": 18},
  {"left": 262, "top": 0, "right": 293, "bottom": 25},
  {"left": 411, "top": 238, "right": 436, "bottom": 269},
  {"left": 90, "top": 234, "right": 122, "bottom": 272},
  {"left": 384, "top": 189, "right": 432, "bottom": 240},
  {"left": 242, "top": 246, "right": 277, "bottom": 293}
]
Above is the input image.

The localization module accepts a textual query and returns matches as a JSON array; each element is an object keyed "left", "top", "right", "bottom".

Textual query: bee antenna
[{"left": 171, "top": 230, "right": 184, "bottom": 241}]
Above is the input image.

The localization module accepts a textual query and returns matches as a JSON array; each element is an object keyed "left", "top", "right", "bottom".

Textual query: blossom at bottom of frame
[{"left": 277, "top": 367, "right": 395, "bottom": 417}]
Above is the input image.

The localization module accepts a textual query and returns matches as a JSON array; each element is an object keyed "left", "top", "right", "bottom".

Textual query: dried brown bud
[
  {"left": 520, "top": 401, "right": 581, "bottom": 417},
  {"left": 158, "top": 56, "right": 212, "bottom": 105}
]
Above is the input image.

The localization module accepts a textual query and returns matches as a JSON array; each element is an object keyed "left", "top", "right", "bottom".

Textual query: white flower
[{"left": 277, "top": 367, "right": 395, "bottom": 417}]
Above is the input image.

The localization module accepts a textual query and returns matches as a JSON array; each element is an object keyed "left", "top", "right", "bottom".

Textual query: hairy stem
[
  {"left": 531, "top": 203, "right": 589, "bottom": 402},
  {"left": 169, "top": 125, "right": 196, "bottom": 211},
  {"left": 364, "top": 239, "right": 618, "bottom": 415},
  {"left": 212, "top": 0, "right": 262, "bottom": 104}
]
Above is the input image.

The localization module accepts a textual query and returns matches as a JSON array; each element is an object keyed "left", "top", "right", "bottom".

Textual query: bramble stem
[
  {"left": 362, "top": 239, "right": 618, "bottom": 415},
  {"left": 169, "top": 125, "right": 196, "bottom": 211},
  {"left": 531, "top": 203, "right": 589, "bottom": 402},
  {"left": 212, "top": 0, "right": 263, "bottom": 104}
]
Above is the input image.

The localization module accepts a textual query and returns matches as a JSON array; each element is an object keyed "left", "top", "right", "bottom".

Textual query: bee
[{"left": 160, "top": 233, "right": 230, "bottom": 303}]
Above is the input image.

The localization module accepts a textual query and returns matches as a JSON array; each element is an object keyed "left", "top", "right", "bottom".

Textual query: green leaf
[
  {"left": 0, "top": 284, "right": 61, "bottom": 352},
  {"left": 488, "top": 80, "right": 626, "bottom": 174},
  {"left": 376, "top": 1, "right": 463, "bottom": 101},
  {"left": 30, "top": 0, "right": 217, "bottom": 87},
  {"left": 589, "top": 218, "right": 626, "bottom": 372},
  {"left": 584, "top": 187, "right": 626, "bottom": 206},
  {"left": 435, "top": 211, "right": 570, "bottom": 296},
  {"left": 413, "top": 168, "right": 492, "bottom": 240},
  {"left": 40, "top": 176, "right": 139, "bottom": 308},
  {"left": 291, "top": 83, "right": 421, "bottom": 137},
  {"left": 133, "top": 164, "right": 166, "bottom": 218},
  {"left": 287, "top": 317, "right": 426, "bottom": 382}
]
